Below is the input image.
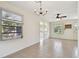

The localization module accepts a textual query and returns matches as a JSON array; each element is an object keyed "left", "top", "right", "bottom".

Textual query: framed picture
[{"left": 65, "top": 24, "right": 72, "bottom": 29}]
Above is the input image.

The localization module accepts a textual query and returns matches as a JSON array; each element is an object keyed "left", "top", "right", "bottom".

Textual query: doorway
[{"left": 40, "top": 21, "right": 49, "bottom": 41}]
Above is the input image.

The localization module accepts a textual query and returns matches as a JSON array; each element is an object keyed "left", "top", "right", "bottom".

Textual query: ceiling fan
[{"left": 56, "top": 13, "right": 67, "bottom": 19}]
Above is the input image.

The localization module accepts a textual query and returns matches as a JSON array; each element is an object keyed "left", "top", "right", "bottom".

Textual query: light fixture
[
  {"left": 57, "top": 18, "right": 61, "bottom": 21},
  {"left": 34, "top": 1, "right": 48, "bottom": 16},
  {"left": 56, "top": 14, "right": 61, "bottom": 21}
]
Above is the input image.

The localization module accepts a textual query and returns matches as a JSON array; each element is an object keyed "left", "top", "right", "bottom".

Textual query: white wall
[
  {"left": 78, "top": 2, "right": 79, "bottom": 50},
  {"left": 49, "top": 20, "right": 77, "bottom": 40},
  {"left": 0, "top": 2, "right": 41, "bottom": 57}
]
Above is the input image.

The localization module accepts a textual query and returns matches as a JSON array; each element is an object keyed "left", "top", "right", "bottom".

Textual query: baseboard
[{"left": 49, "top": 37, "right": 77, "bottom": 41}]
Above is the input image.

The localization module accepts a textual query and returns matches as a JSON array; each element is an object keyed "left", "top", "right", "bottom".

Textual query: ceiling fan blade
[{"left": 61, "top": 16, "right": 67, "bottom": 18}]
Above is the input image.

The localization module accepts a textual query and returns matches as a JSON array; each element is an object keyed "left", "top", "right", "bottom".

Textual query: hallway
[{"left": 5, "top": 39, "right": 78, "bottom": 58}]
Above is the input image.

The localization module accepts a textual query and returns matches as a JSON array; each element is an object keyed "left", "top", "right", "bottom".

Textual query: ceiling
[{"left": 8, "top": 1, "right": 78, "bottom": 22}]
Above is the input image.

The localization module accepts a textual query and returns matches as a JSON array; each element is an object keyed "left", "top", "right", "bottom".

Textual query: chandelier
[{"left": 34, "top": 1, "right": 48, "bottom": 16}]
